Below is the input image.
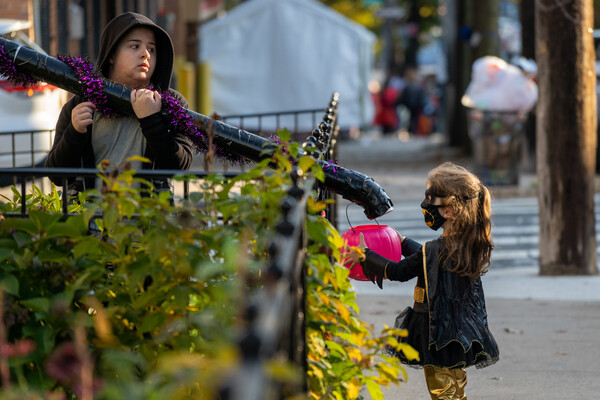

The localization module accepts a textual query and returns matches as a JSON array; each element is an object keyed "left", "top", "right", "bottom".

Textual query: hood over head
[{"left": 96, "top": 12, "right": 174, "bottom": 90}]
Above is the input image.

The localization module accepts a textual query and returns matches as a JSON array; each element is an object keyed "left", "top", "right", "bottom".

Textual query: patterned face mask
[{"left": 420, "top": 200, "right": 447, "bottom": 231}]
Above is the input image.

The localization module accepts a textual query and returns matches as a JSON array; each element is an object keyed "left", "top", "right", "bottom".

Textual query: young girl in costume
[{"left": 348, "top": 162, "right": 499, "bottom": 400}]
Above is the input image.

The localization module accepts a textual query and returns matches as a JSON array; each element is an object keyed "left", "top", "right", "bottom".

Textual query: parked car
[{"left": 0, "top": 19, "right": 66, "bottom": 171}]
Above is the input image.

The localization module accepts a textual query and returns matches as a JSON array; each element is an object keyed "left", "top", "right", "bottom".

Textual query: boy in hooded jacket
[{"left": 45, "top": 12, "right": 193, "bottom": 192}]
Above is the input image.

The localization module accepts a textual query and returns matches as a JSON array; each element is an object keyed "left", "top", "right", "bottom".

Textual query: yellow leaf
[
  {"left": 347, "top": 347, "right": 362, "bottom": 362},
  {"left": 297, "top": 155, "right": 316, "bottom": 173},
  {"left": 310, "top": 339, "right": 327, "bottom": 357},
  {"left": 398, "top": 343, "right": 420, "bottom": 361},
  {"left": 346, "top": 378, "right": 361, "bottom": 399},
  {"left": 126, "top": 155, "right": 151, "bottom": 164},
  {"left": 317, "top": 291, "right": 330, "bottom": 307},
  {"left": 307, "top": 197, "right": 327, "bottom": 213},
  {"left": 352, "top": 332, "right": 367, "bottom": 347},
  {"left": 333, "top": 299, "right": 351, "bottom": 324},
  {"left": 309, "top": 365, "right": 324, "bottom": 379},
  {"left": 330, "top": 233, "right": 345, "bottom": 250},
  {"left": 376, "top": 361, "right": 401, "bottom": 380}
]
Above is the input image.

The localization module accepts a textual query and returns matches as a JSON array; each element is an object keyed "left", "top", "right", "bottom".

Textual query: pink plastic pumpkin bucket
[{"left": 341, "top": 224, "right": 402, "bottom": 281}]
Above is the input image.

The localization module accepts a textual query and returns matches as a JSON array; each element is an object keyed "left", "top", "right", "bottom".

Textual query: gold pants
[{"left": 423, "top": 366, "right": 467, "bottom": 400}]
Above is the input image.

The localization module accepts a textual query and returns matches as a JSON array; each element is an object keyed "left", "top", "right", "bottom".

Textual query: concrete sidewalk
[
  {"left": 352, "top": 268, "right": 600, "bottom": 399},
  {"left": 336, "top": 134, "right": 600, "bottom": 399},
  {"left": 356, "top": 293, "right": 600, "bottom": 400}
]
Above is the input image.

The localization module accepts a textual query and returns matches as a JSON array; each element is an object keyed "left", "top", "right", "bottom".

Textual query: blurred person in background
[
  {"left": 373, "top": 71, "right": 403, "bottom": 136},
  {"left": 397, "top": 68, "right": 426, "bottom": 135}
]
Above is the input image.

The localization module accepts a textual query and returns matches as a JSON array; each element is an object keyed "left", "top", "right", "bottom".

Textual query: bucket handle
[{"left": 345, "top": 203, "right": 380, "bottom": 233}]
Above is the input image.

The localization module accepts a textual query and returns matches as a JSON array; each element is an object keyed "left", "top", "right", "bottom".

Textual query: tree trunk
[
  {"left": 470, "top": 0, "right": 499, "bottom": 61},
  {"left": 521, "top": 0, "right": 536, "bottom": 172},
  {"left": 445, "top": 0, "right": 470, "bottom": 149},
  {"left": 403, "top": 0, "right": 421, "bottom": 69},
  {"left": 535, "top": 0, "right": 598, "bottom": 275}
]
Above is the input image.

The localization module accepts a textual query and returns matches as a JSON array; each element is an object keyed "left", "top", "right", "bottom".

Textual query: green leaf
[
  {"left": 23, "top": 324, "right": 54, "bottom": 354},
  {"left": 46, "top": 222, "right": 83, "bottom": 239},
  {"left": 37, "top": 249, "right": 69, "bottom": 262},
  {"left": 67, "top": 271, "right": 94, "bottom": 293},
  {"left": 313, "top": 165, "right": 325, "bottom": 182},
  {"left": 0, "top": 273, "right": 19, "bottom": 296},
  {"left": 171, "top": 286, "right": 192, "bottom": 309},
  {"left": 28, "top": 210, "right": 62, "bottom": 232},
  {"left": 132, "top": 290, "right": 164, "bottom": 310},
  {"left": 65, "top": 213, "right": 91, "bottom": 234},
  {"left": 306, "top": 219, "right": 328, "bottom": 245},
  {"left": 1, "top": 218, "right": 38, "bottom": 236},
  {"left": 73, "top": 237, "right": 103, "bottom": 260},
  {"left": 140, "top": 312, "right": 166, "bottom": 334},
  {"left": 83, "top": 204, "right": 101, "bottom": 224},
  {"left": 126, "top": 257, "right": 153, "bottom": 290},
  {"left": 276, "top": 128, "right": 291, "bottom": 142},
  {"left": 325, "top": 340, "right": 348, "bottom": 358},
  {"left": 366, "top": 377, "right": 384, "bottom": 400},
  {"left": 103, "top": 206, "right": 119, "bottom": 229},
  {"left": 21, "top": 297, "right": 51, "bottom": 313},
  {"left": 0, "top": 247, "right": 13, "bottom": 263}
]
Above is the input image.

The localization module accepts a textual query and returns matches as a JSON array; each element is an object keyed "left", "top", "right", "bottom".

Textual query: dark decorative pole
[{"left": 0, "top": 37, "right": 393, "bottom": 219}]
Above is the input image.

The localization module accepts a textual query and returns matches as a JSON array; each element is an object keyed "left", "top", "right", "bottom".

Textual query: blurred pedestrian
[
  {"left": 373, "top": 72, "right": 402, "bottom": 135},
  {"left": 397, "top": 68, "right": 426, "bottom": 135}
]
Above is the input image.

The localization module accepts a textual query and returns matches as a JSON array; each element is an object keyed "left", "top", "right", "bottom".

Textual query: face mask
[{"left": 420, "top": 200, "right": 446, "bottom": 231}]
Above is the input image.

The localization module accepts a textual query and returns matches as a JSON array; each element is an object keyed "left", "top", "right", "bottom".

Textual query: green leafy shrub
[{"left": 0, "top": 138, "right": 413, "bottom": 399}]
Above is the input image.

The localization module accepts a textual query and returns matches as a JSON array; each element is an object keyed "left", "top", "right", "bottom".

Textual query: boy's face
[{"left": 109, "top": 27, "right": 157, "bottom": 89}]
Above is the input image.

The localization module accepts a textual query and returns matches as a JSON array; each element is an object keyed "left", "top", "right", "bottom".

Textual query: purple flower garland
[{"left": 58, "top": 56, "right": 118, "bottom": 118}]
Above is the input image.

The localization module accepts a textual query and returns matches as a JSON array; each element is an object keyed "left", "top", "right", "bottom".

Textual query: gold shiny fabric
[
  {"left": 423, "top": 366, "right": 467, "bottom": 400},
  {"left": 414, "top": 285, "right": 425, "bottom": 302}
]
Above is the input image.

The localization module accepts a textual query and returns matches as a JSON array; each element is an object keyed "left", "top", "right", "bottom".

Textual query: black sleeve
[
  {"left": 139, "top": 112, "right": 193, "bottom": 170},
  {"left": 45, "top": 96, "right": 92, "bottom": 184},
  {"left": 363, "top": 247, "right": 423, "bottom": 282},
  {"left": 402, "top": 237, "right": 422, "bottom": 257},
  {"left": 138, "top": 89, "right": 193, "bottom": 170}
]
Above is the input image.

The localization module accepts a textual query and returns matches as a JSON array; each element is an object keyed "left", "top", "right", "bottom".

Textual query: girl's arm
[
  {"left": 362, "top": 248, "right": 422, "bottom": 283},
  {"left": 402, "top": 237, "right": 422, "bottom": 257},
  {"left": 390, "top": 227, "right": 421, "bottom": 257}
]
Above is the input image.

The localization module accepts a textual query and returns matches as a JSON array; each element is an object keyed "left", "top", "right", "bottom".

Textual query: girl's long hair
[{"left": 428, "top": 162, "right": 493, "bottom": 280}]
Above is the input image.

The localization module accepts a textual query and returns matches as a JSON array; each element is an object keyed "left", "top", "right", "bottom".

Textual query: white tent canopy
[{"left": 199, "top": 0, "right": 376, "bottom": 131}]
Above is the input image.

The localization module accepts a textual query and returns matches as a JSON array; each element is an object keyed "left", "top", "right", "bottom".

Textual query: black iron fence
[
  {"left": 221, "top": 108, "right": 324, "bottom": 139},
  {"left": 0, "top": 129, "right": 54, "bottom": 168}
]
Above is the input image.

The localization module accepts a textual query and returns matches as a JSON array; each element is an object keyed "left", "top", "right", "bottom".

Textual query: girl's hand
[
  {"left": 131, "top": 88, "right": 162, "bottom": 118},
  {"left": 357, "top": 232, "right": 367, "bottom": 250},
  {"left": 345, "top": 246, "right": 364, "bottom": 266},
  {"left": 71, "top": 102, "right": 96, "bottom": 133},
  {"left": 343, "top": 233, "right": 368, "bottom": 266},
  {"left": 391, "top": 227, "right": 405, "bottom": 242}
]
